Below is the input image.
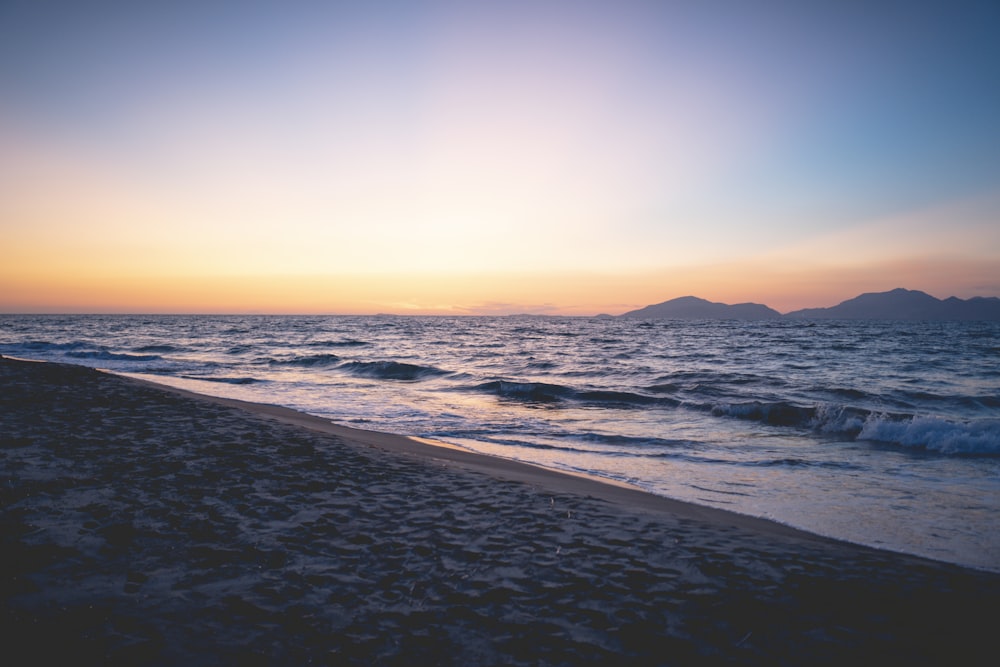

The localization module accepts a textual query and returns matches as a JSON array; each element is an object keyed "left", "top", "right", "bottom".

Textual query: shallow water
[{"left": 2, "top": 314, "right": 998, "bottom": 571}]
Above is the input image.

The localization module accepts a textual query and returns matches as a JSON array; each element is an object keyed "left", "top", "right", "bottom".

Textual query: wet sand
[{"left": 2, "top": 355, "right": 997, "bottom": 665}]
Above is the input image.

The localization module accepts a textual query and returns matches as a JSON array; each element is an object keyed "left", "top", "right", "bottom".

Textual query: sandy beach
[{"left": 1, "top": 356, "right": 997, "bottom": 665}]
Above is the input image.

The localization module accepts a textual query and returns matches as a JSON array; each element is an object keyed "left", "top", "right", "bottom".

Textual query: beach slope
[{"left": 1, "top": 356, "right": 996, "bottom": 665}]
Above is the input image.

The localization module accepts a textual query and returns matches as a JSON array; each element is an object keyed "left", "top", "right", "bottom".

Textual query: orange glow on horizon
[{"left": 4, "top": 254, "right": 998, "bottom": 316}]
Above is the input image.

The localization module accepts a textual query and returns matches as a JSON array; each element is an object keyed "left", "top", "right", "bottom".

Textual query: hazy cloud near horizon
[{"left": 2, "top": 1, "right": 999, "bottom": 314}]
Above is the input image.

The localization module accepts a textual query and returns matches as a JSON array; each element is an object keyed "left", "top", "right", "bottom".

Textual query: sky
[{"left": 2, "top": 0, "right": 999, "bottom": 315}]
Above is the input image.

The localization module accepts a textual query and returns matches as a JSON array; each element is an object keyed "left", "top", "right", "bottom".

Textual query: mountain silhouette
[
  {"left": 619, "top": 289, "right": 1000, "bottom": 321},
  {"left": 784, "top": 288, "right": 1000, "bottom": 320},
  {"left": 619, "top": 296, "right": 781, "bottom": 320}
]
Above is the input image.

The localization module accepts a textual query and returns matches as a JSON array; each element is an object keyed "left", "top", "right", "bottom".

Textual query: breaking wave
[
  {"left": 461, "top": 379, "right": 1000, "bottom": 456},
  {"left": 858, "top": 414, "right": 1000, "bottom": 456},
  {"left": 707, "top": 400, "right": 1000, "bottom": 455}
]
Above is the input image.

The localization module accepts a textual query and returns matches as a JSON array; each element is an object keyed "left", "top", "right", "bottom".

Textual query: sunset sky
[{"left": 2, "top": 1, "right": 999, "bottom": 315}]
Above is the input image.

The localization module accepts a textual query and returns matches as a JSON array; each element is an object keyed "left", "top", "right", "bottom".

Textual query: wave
[
  {"left": 7, "top": 340, "right": 90, "bottom": 352},
  {"left": 645, "top": 382, "right": 680, "bottom": 394},
  {"left": 895, "top": 390, "right": 1000, "bottom": 411},
  {"left": 180, "top": 375, "right": 263, "bottom": 385},
  {"left": 858, "top": 414, "right": 1000, "bottom": 456},
  {"left": 339, "top": 360, "right": 450, "bottom": 381},
  {"left": 809, "top": 403, "right": 874, "bottom": 434},
  {"left": 710, "top": 401, "right": 818, "bottom": 427},
  {"left": 708, "top": 400, "right": 886, "bottom": 436},
  {"left": 813, "top": 386, "right": 871, "bottom": 400},
  {"left": 66, "top": 350, "right": 162, "bottom": 362},
  {"left": 269, "top": 353, "right": 342, "bottom": 368},
  {"left": 1, "top": 341, "right": 167, "bottom": 363},
  {"left": 568, "top": 431, "right": 700, "bottom": 450},
  {"left": 750, "top": 458, "right": 863, "bottom": 470},
  {"left": 576, "top": 389, "right": 673, "bottom": 406},
  {"left": 470, "top": 380, "right": 676, "bottom": 408},
  {"left": 132, "top": 344, "right": 183, "bottom": 353},
  {"left": 968, "top": 395, "right": 1000, "bottom": 409},
  {"left": 451, "top": 436, "right": 608, "bottom": 455},
  {"left": 441, "top": 432, "right": 696, "bottom": 457},
  {"left": 306, "top": 339, "right": 370, "bottom": 348},
  {"left": 688, "top": 483, "right": 752, "bottom": 497},
  {"left": 707, "top": 400, "right": 1000, "bottom": 455},
  {"left": 472, "top": 380, "right": 575, "bottom": 403}
]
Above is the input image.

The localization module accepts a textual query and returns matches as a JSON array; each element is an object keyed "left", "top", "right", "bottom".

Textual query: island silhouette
[{"left": 619, "top": 288, "right": 1000, "bottom": 321}]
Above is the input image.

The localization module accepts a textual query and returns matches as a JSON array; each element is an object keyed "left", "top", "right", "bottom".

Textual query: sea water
[{"left": 2, "top": 315, "right": 997, "bottom": 571}]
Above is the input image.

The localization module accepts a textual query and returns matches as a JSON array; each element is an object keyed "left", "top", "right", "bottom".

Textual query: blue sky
[{"left": 2, "top": 1, "right": 999, "bottom": 313}]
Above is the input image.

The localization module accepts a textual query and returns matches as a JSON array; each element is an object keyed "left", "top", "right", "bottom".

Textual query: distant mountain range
[
  {"left": 620, "top": 296, "right": 781, "bottom": 320},
  {"left": 619, "top": 289, "right": 1000, "bottom": 321}
]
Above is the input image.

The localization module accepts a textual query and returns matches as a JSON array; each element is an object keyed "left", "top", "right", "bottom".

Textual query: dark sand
[{"left": 1, "top": 356, "right": 997, "bottom": 666}]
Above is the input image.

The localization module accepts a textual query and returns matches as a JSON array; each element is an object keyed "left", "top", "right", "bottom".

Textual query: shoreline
[
  {"left": 120, "top": 368, "right": 997, "bottom": 572},
  {"left": 120, "top": 368, "right": 837, "bottom": 547},
  {"left": 3, "top": 355, "right": 998, "bottom": 664}
]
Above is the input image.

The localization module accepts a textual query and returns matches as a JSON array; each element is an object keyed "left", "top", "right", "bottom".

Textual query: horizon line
[{"left": 2, "top": 287, "right": 997, "bottom": 319}]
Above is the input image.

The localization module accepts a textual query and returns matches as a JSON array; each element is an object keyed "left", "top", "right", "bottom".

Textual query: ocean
[{"left": 2, "top": 314, "right": 997, "bottom": 571}]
